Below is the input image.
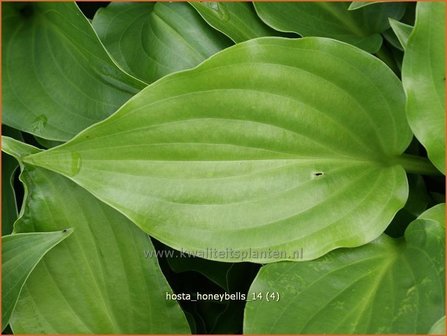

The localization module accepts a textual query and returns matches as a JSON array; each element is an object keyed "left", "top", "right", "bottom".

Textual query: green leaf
[
  {"left": 254, "top": 2, "right": 406, "bottom": 52},
  {"left": 24, "top": 37, "right": 418, "bottom": 263},
  {"left": 430, "top": 316, "right": 446, "bottom": 334},
  {"left": 33, "top": 135, "right": 63, "bottom": 149},
  {"left": 404, "top": 174, "right": 430, "bottom": 216},
  {"left": 2, "top": 2, "right": 146, "bottom": 141},
  {"left": 389, "top": 18, "right": 413, "bottom": 50},
  {"left": 167, "top": 250, "right": 259, "bottom": 293},
  {"left": 244, "top": 204, "right": 445, "bottom": 333},
  {"left": 2, "top": 136, "right": 40, "bottom": 162},
  {"left": 1, "top": 138, "right": 190, "bottom": 334},
  {"left": 2, "top": 229, "right": 73, "bottom": 330},
  {"left": 348, "top": 2, "right": 377, "bottom": 10},
  {"left": 92, "top": 2, "right": 231, "bottom": 83},
  {"left": 382, "top": 29, "right": 404, "bottom": 52},
  {"left": 189, "top": 2, "right": 280, "bottom": 43},
  {"left": 420, "top": 203, "right": 445, "bottom": 226},
  {"left": 402, "top": 2, "right": 446, "bottom": 173}
]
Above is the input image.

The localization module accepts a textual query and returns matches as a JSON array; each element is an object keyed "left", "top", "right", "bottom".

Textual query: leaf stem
[{"left": 394, "top": 154, "right": 442, "bottom": 175}]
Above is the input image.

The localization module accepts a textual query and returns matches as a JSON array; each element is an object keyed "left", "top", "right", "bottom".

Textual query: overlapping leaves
[
  {"left": 2, "top": 137, "right": 189, "bottom": 334},
  {"left": 253, "top": 2, "right": 406, "bottom": 52},
  {"left": 244, "top": 204, "right": 445, "bottom": 334},
  {"left": 190, "top": 2, "right": 281, "bottom": 42},
  {"left": 92, "top": 2, "right": 231, "bottom": 83},
  {"left": 2, "top": 229, "right": 72, "bottom": 330},
  {"left": 2, "top": 2, "right": 145, "bottom": 141},
  {"left": 402, "top": 2, "right": 446, "bottom": 173},
  {"left": 1, "top": 1, "right": 445, "bottom": 334},
  {"left": 23, "top": 37, "right": 418, "bottom": 262}
]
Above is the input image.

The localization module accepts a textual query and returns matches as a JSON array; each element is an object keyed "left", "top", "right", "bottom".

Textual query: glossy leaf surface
[
  {"left": 2, "top": 137, "right": 190, "bottom": 334},
  {"left": 254, "top": 2, "right": 406, "bottom": 52},
  {"left": 245, "top": 204, "right": 445, "bottom": 333},
  {"left": 3, "top": 2, "right": 145, "bottom": 141},
  {"left": 190, "top": 2, "right": 280, "bottom": 43},
  {"left": 92, "top": 2, "right": 231, "bottom": 83},
  {"left": 402, "top": 2, "right": 446, "bottom": 173},
  {"left": 2, "top": 230, "right": 72, "bottom": 330},
  {"left": 24, "top": 37, "right": 413, "bottom": 262}
]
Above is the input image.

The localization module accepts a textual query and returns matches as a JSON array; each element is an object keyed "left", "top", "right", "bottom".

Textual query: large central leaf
[{"left": 24, "top": 37, "right": 414, "bottom": 262}]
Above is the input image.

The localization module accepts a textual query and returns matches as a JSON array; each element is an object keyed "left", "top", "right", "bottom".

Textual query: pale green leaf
[
  {"left": 348, "top": 2, "right": 377, "bottom": 10},
  {"left": 254, "top": 2, "right": 406, "bottom": 52},
  {"left": 420, "top": 203, "right": 445, "bottom": 226},
  {"left": 2, "top": 229, "right": 73, "bottom": 330},
  {"left": 2, "top": 2, "right": 146, "bottom": 141},
  {"left": 389, "top": 18, "right": 413, "bottom": 50},
  {"left": 386, "top": 174, "right": 431, "bottom": 237},
  {"left": 429, "top": 316, "right": 446, "bottom": 334},
  {"left": 1, "top": 136, "right": 40, "bottom": 162},
  {"left": 1, "top": 137, "right": 190, "bottom": 334},
  {"left": 402, "top": 2, "right": 446, "bottom": 173},
  {"left": 189, "top": 2, "right": 280, "bottom": 43},
  {"left": 24, "top": 37, "right": 418, "bottom": 263},
  {"left": 244, "top": 204, "right": 445, "bottom": 333},
  {"left": 92, "top": 2, "right": 231, "bottom": 83}
]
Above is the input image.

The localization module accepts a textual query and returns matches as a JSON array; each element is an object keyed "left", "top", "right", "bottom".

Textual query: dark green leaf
[
  {"left": 92, "top": 2, "right": 231, "bottom": 83},
  {"left": 389, "top": 18, "right": 413, "bottom": 50},
  {"left": 167, "top": 252, "right": 232, "bottom": 291},
  {"left": 190, "top": 2, "right": 281, "bottom": 43},
  {"left": 254, "top": 2, "right": 406, "bottom": 52},
  {"left": 3, "top": 2, "right": 145, "bottom": 141},
  {"left": 245, "top": 204, "right": 445, "bottom": 333},
  {"left": 382, "top": 28, "right": 404, "bottom": 51}
]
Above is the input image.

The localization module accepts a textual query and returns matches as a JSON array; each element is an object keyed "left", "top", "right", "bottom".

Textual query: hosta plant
[{"left": 2, "top": 1, "right": 445, "bottom": 334}]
